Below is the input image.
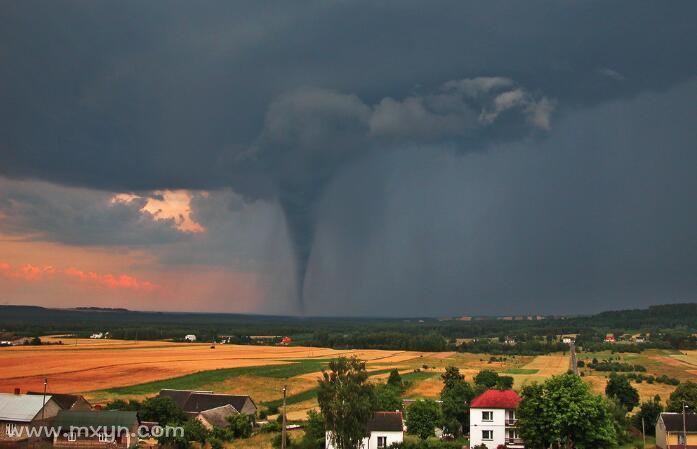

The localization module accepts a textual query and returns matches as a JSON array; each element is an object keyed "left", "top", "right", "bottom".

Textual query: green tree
[
  {"left": 140, "top": 396, "right": 187, "bottom": 424},
  {"left": 183, "top": 419, "right": 209, "bottom": 444},
  {"left": 317, "top": 357, "right": 376, "bottom": 449},
  {"left": 405, "top": 400, "right": 441, "bottom": 440},
  {"left": 632, "top": 396, "right": 663, "bottom": 436},
  {"left": 157, "top": 426, "right": 189, "bottom": 449},
  {"left": 474, "top": 370, "right": 500, "bottom": 389},
  {"left": 209, "top": 426, "right": 235, "bottom": 442},
  {"left": 226, "top": 413, "right": 253, "bottom": 438},
  {"left": 605, "top": 373, "right": 640, "bottom": 411},
  {"left": 208, "top": 438, "right": 224, "bottom": 449},
  {"left": 387, "top": 369, "right": 404, "bottom": 390},
  {"left": 374, "top": 383, "right": 403, "bottom": 412},
  {"left": 442, "top": 366, "right": 464, "bottom": 389},
  {"left": 105, "top": 399, "right": 141, "bottom": 411},
  {"left": 297, "top": 410, "right": 326, "bottom": 449},
  {"left": 517, "top": 374, "right": 617, "bottom": 449},
  {"left": 496, "top": 375, "right": 514, "bottom": 390},
  {"left": 606, "top": 398, "right": 631, "bottom": 445},
  {"left": 440, "top": 367, "right": 474, "bottom": 437},
  {"left": 666, "top": 380, "right": 697, "bottom": 412},
  {"left": 158, "top": 419, "right": 208, "bottom": 449}
]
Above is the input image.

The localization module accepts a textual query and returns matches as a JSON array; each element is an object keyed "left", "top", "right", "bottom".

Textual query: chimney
[{"left": 14, "top": 387, "right": 20, "bottom": 395}]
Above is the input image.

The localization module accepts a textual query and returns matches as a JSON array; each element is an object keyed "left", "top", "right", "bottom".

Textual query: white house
[
  {"left": 469, "top": 389, "right": 523, "bottom": 449},
  {"left": 184, "top": 334, "right": 197, "bottom": 342},
  {"left": 326, "top": 411, "right": 403, "bottom": 449}
]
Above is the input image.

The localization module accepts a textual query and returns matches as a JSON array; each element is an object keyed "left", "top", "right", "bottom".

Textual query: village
[{"left": 1, "top": 332, "right": 696, "bottom": 449}]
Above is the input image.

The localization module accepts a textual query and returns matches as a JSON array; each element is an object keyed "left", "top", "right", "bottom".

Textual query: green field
[
  {"left": 102, "top": 359, "right": 331, "bottom": 396},
  {"left": 504, "top": 368, "right": 539, "bottom": 375}
]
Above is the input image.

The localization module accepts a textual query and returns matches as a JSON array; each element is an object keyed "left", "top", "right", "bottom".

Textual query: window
[
  {"left": 482, "top": 411, "right": 493, "bottom": 421},
  {"left": 67, "top": 432, "right": 77, "bottom": 442},
  {"left": 377, "top": 436, "right": 387, "bottom": 448},
  {"left": 482, "top": 430, "right": 493, "bottom": 440}
]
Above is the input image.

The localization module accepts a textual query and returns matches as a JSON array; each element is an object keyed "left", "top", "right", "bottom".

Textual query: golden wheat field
[
  {"left": 0, "top": 337, "right": 441, "bottom": 395},
  {"left": 2, "top": 337, "right": 696, "bottom": 421}
]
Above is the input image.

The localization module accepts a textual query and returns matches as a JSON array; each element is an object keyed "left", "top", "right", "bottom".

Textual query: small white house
[
  {"left": 326, "top": 412, "right": 403, "bottom": 449},
  {"left": 469, "top": 389, "right": 523, "bottom": 449},
  {"left": 184, "top": 334, "right": 197, "bottom": 342}
]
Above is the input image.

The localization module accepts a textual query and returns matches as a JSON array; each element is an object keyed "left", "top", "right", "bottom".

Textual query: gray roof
[
  {"left": 198, "top": 405, "right": 238, "bottom": 428},
  {"left": 367, "top": 412, "right": 403, "bottom": 432},
  {"left": 27, "top": 392, "right": 87, "bottom": 410},
  {"left": 183, "top": 393, "right": 255, "bottom": 415},
  {"left": 660, "top": 412, "right": 697, "bottom": 432},
  {"left": 159, "top": 389, "right": 212, "bottom": 409},
  {"left": 158, "top": 389, "right": 255, "bottom": 415},
  {"left": 0, "top": 393, "right": 53, "bottom": 422}
]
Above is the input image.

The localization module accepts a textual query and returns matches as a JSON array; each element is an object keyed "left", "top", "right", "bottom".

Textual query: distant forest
[{"left": 1, "top": 303, "right": 696, "bottom": 354}]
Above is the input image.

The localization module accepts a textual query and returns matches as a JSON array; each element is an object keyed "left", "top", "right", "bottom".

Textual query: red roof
[{"left": 470, "top": 389, "right": 521, "bottom": 409}]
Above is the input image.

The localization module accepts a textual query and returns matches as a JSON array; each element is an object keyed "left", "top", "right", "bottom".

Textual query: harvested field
[
  {"left": 651, "top": 355, "right": 693, "bottom": 368},
  {"left": 667, "top": 351, "right": 697, "bottom": 367},
  {"left": 0, "top": 339, "right": 422, "bottom": 395},
  {"left": 285, "top": 398, "right": 320, "bottom": 421},
  {"left": 404, "top": 378, "right": 442, "bottom": 399},
  {"left": 523, "top": 355, "right": 569, "bottom": 376},
  {"left": 365, "top": 352, "right": 424, "bottom": 364}
]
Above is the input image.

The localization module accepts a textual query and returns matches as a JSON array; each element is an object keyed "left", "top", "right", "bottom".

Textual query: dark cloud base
[{"left": 1, "top": 1, "right": 696, "bottom": 314}]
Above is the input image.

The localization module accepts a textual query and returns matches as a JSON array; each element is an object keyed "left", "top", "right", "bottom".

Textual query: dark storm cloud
[
  {"left": 1, "top": 1, "right": 696, "bottom": 313},
  {"left": 0, "top": 179, "right": 185, "bottom": 246},
  {"left": 305, "top": 80, "right": 697, "bottom": 316},
  {"left": 1, "top": 1, "right": 695, "bottom": 190}
]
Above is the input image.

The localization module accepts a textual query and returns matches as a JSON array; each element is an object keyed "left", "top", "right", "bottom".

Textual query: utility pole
[
  {"left": 683, "top": 402, "right": 688, "bottom": 449},
  {"left": 569, "top": 342, "right": 578, "bottom": 375},
  {"left": 281, "top": 385, "right": 287, "bottom": 449},
  {"left": 41, "top": 378, "right": 48, "bottom": 422},
  {"left": 642, "top": 416, "right": 646, "bottom": 449}
]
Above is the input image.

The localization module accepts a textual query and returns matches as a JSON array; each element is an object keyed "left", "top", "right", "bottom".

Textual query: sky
[{"left": 1, "top": 1, "right": 696, "bottom": 316}]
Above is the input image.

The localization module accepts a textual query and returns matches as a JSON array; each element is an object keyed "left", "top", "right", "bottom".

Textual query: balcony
[
  {"left": 505, "top": 418, "right": 518, "bottom": 426},
  {"left": 506, "top": 437, "right": 524, "bottom": 446}
]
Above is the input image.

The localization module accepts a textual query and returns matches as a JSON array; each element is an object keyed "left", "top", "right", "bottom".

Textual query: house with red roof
[{"left": 469, "top": 389, "right": 523, "bottom": 449}]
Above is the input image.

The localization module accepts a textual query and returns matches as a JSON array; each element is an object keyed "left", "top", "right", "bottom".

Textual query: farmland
[
  {"left": 0, "top": 343, "right": 688, "bottom": 449},
  {"left": 1, "top": 337, "right": 696, "bottom": 421}
]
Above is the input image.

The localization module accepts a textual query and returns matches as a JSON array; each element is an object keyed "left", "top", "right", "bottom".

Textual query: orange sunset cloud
[
  {"left": 0, "top": 261, "right": 158, "bottom": 291},
  {"left": 111, "top": 190, "right": 205, "bottom": 233}
]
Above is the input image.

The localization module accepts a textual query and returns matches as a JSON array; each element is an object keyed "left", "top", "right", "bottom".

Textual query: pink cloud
[
  {"left": 0, "top": 262, "right": 56, "bottom": 281},
  {"left": 64, "top": 267, "right": 158, "bottom": 291},
  {"left": 0, "top": 261, "right": 158, "bottom": 291}
]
